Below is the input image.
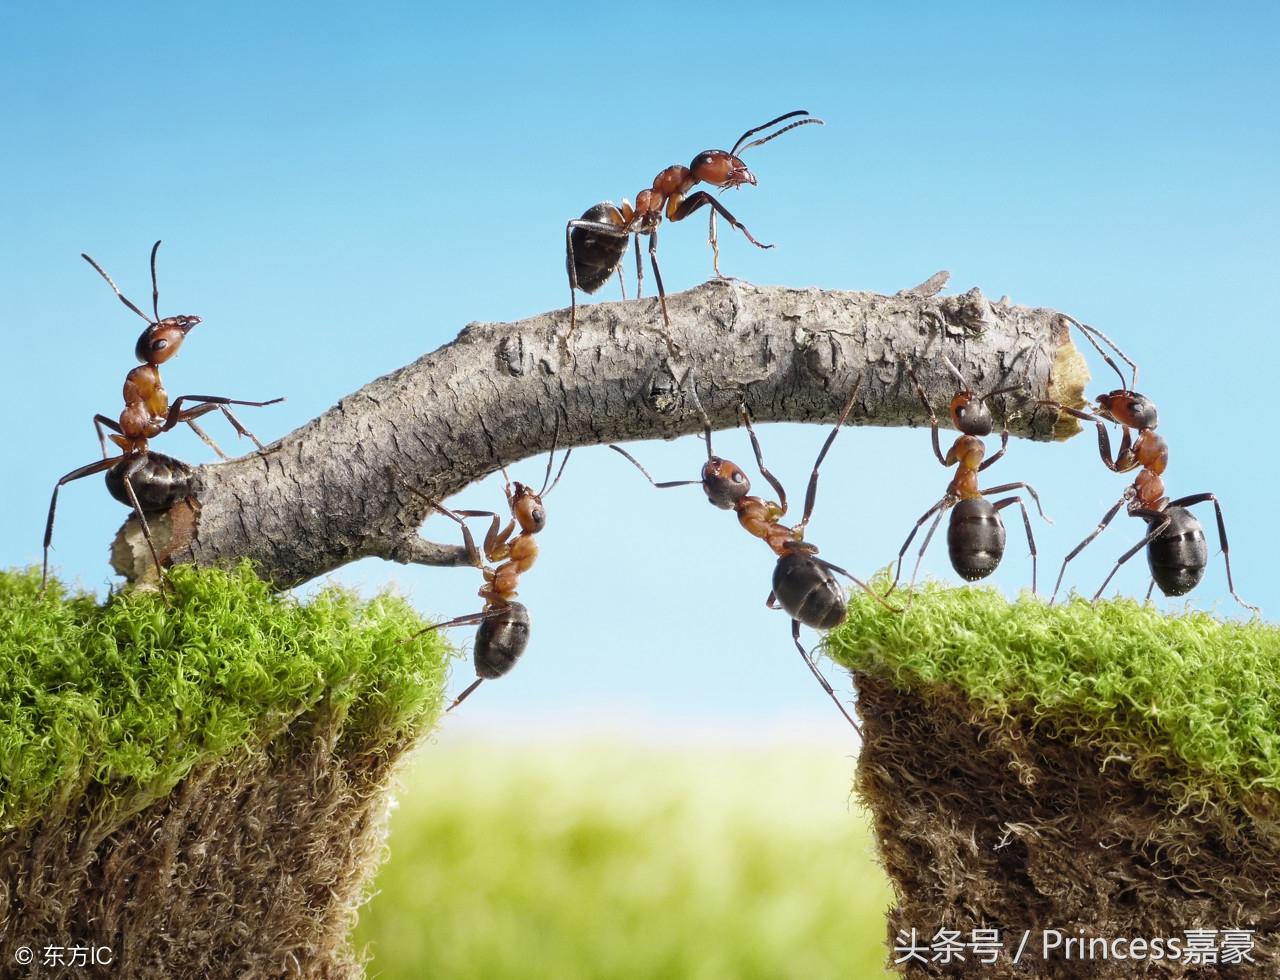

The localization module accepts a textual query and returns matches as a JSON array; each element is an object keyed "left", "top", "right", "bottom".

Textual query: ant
[
  {"left": 43, "top": 241, "right": 283, "bottom": 592},
  {"left": 565, "top": 109, "right": 823, "bottom": 336},
  {"left": 609, "top": 379, "right": 896, "bottom": 732},
  {"left": 398, "top": 433, "right": 572, "bottom": 713},
  {"left": 889, "top": 358, "right": 1049, "bottom": 595},
  {"left": 1043, "top": 317, "right": 1256, "bottom": 612}
]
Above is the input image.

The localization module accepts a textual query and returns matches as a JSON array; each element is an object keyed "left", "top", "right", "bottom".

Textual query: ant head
[
  {"left": 510, "top": 482, "right": 547, "bottom": 533},
  {"left": 701, "top": 457, "right": 750, "bottom": 509},
  {"left": 1096, "top": 390, "right": 1159, "bottom": 430},
  {"left": 134, "top": 315, "right": 201, "bottom": 365},
  {"left": 949, "top": 390, "right": 994, "bottom": 436},
  {"left": 689, "top": 151, "right": 756, "bottom": 189}
]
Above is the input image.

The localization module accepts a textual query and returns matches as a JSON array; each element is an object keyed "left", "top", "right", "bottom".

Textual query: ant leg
[
  {"left": 708, "top": 210, "right": 720, "bottom": 277},
  {"left": 993, "top": 496, "right": 1038, "bottom": 594},
  {"left": 43, "top": 455, "right": 123, "bottom": 589},
  {"left": 166, "top": 395, "right": 284, "bottom": 450},
  {"left": 607, "top": 445, "right": 702, "bottom": 490},
  {"left": 647, "top": 230, "right": 669, "bottom": 327},
  {"left": 452, "top": 509, "right": 514, "bottom": 563},
  {"left": 980, "top": 482, "right": 1050, "bottom": 522},
  {"left": 671, "top": 193, "right": 775, "bottom": 250},
  {"left": 1145, "top": 580, "right": 1157, "bottom": 604},
  {"left": 428, "top": 504, "right": 490, "bottom": 567},
  {"left": 615, "top": 265, "right": 627, "bottom": 301},
  {"left": 1091, "top": 509, "right": 1170, "bottom": 602},
  {"left": 796, "top": 377, "right": 862, "bottom": 533},
  {"left": 402, "top": 610, "right": 489, "bottom": 645},
  {"left": 1051, "top": 496, "right": 1126, "bottom": 604},
  {"left": 447, "top": 677, "right": 486, "bottom": 713},
  {"left": 905, "top": 367, "right": 946, "bottom": 466},
  {"left": 790, "top": 619, "right": 862, "bottom": 734},
  {"left": 634, "top": 233, "right": 644, "bottom": 299},
  {"left": 819, "top": 558, "right": 902, "bottom": 614},
  {"left": 94, "top": 414, "right": 123, "bottom": 458},
  {"left": 765, "top": 589, "right": 779, "bottom": 609},
  {"left": 1040, "top": 402, "right": 1134, "bottom": 472},
  {"left": 120, "top": 458, "right": 170, "bottom": 595},
  {"left": 1166, "top": 492, "right": 1258, "bottom": 614},
  {"left": 739, "top": 403, "right": 788, "bottom": 514},
  {"left": 978, "top": 427, "right": 1010, "bottom": 472},
  {"left": 909, "top": 508, "right": 948, "bottom": 594},
  {"left": 889, "top": 498, "right": 949, "bottom": 594}
]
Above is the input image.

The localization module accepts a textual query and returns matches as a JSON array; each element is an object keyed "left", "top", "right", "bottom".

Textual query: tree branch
[{"left": 111, "top": 276, "right": 1088, "bottom": 589}]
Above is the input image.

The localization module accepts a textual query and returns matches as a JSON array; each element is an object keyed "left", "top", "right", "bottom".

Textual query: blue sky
[{"left": 5, "top": 3, "right": 1278, "bottom": 743}]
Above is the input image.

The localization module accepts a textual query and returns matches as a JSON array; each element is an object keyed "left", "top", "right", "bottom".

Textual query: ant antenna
[
  {"left": 1064, "top": 315, "right": 1138, "bottom": 391},
  {"left": 82, "top": 252, "right": 154, "bottom": 325},
  {"left": 942, "top": 356, "right": 970, "bottom": 392},
  {"left": 683, "top": 375, "right": 716, "bottom": 459},
  {"left": 731, "top": 110, "right": 824, "bottom": 156},
  {"left": 149, "top": 240, "right": 162, "bottom": 324}
]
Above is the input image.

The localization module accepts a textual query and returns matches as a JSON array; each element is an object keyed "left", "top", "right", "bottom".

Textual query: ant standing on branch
[
  {"left": 42, "top": 241, "right": 283, "bottom": 593},
  {"left": 565, "top": 110, "right": 823, "bottom": 340},
  {"left": 1042, "top": 318, "right": 1257, "bottom": 613},
  {"left": 609, "top": 380, "right": 897, "bottom": 733},
  {"left": 397, "top": 426, "right": 572, "bottom": 713}
]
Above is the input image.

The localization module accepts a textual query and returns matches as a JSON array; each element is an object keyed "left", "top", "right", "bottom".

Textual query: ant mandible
[
  {"left": 398, "top": 432, "right": 572, "bottom": 713},
  {"left": 42, "top": 241, "right": 283, "bottom": 591},
  {"left": 609, "top": 380, "right": 897, "bottom": 732},
  {"left": 1043, "top": 317, "right": 1256, "bottom": 612},
  {"left": 888, "top": 358, "right": 1050, "bottom": 595},
  {"left": 565, "top": 110, "right": 823, "bottom": 335}
]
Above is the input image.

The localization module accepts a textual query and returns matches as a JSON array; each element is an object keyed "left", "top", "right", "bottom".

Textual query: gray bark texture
[{"left": 111, "top": 275, "right": 1088, "bottom": 589}]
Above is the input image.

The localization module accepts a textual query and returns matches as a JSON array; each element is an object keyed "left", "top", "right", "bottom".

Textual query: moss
[
  {"left": 827, "top": 587, "right": 1279, "bottom": 977},
  {"left": 0, "top": 563, "right": 452, "bottom": 833},
  {"left": 826, "top": 583, "right": 1280, "bottom": 807}
]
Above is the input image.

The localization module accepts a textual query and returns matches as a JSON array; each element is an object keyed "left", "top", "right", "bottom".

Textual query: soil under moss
[
  {"left": 0, "top": 566, "right": 450, "bottom": 979},
  {"left": 828, "top": 587, "right": 1280, "bottom": 978}
]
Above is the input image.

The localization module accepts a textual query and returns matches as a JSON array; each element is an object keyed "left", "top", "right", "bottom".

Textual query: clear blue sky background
[{"left": 5, "top": 3, "right": 1277, "bottom": 743}]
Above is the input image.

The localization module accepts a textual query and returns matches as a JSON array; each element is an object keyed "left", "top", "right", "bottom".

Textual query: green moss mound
[
  {"left": 827, "top": 584, "right": 1280, "bottom": 806},
  {"left": 0, "top": 564, "right": 452, "bottom": 833}
]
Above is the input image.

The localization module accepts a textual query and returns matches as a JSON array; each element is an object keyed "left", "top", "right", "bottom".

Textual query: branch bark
[{"left": 111, "top": 275, "right": 1088, "bottom": 589}]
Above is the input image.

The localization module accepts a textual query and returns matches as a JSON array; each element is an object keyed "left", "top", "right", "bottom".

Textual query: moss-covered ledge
[
  {"left": 828, "top": 588, "right": 1280, "bottom": 979},
  {"left": 0, "top": 567, "right": 449, "bottom": 979}
]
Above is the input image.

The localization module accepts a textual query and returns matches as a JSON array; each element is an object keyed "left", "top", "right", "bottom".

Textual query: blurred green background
[{"left": 355, "top": 741, "right": 895, "bottom": 979}]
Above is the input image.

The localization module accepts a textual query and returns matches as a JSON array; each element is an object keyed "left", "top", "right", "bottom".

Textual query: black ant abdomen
[
  {"left": 473, "top": 601, "right": 532, "bottom": 679},
  {"left": 947, "top": 498, "right": 1006, "bottom": 582},
  {"left": 567, "top": 202, "right": 629, "bottom": 294},
  {"left": 771, "top": 548, "right": 845, "bottom": 631},
  {"left": 1146, "top": 507, "right": 1207, "bottom": 596},
  {"left": 105, "top": 451, "right": 196, "bottom": 512}
]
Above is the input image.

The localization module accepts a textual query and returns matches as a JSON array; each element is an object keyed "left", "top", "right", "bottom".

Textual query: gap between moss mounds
[
  {"left": 827, "top": 584, "right": 1280, "bottom": 979},
  {"left": 0, "top": 565, "right": 451, "bottom": 979}
]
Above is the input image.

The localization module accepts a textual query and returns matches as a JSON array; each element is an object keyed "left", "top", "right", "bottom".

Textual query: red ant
[
  {"left": 1044, "top": 317, "right": 1256, "bottom": 612},
  {"left": 609, "top": 380, "right": 896, "bottom": 732},
  {"left": 42, "top": 241, "right": 283, "bottom": 592},
  {"left": 565, "top": 110, "right": 823, "bottom": 335},
  {"left": 889, "top": 358, "right": 1049, "bottom": 595},
  {"left": 398, "top": 434, "right": 571, "bottom": 713}
]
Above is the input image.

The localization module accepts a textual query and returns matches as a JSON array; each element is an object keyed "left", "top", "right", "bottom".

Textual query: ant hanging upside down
[
  {"left": 889, "top": 358, "right": 1050, "bottom": 595},
  {"left": 565, "top": 110, "right": 823, "bottom": 337},
  {"left": 42, "top": 241, "right": 283, "bottom": 592},
  {"left": 1043, "top": 317, "right": 1256, "bottom": 613},
  {"left": 609, "top": 380, "right": 897, "bottom": 732},
  {"left": 398, "top": 430, "right": 572, "bottom": 713}
]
